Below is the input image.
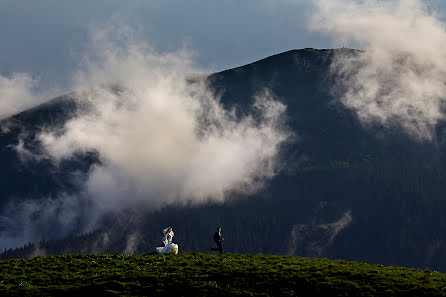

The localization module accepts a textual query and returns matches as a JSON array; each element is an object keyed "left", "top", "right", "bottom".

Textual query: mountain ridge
[{"left": 2, "top": 48, "right": 446, "bottom": 271}]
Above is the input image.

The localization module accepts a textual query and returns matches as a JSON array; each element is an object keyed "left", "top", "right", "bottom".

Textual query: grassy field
[{"left": 1, "top": 253, "right": 446, "bottom": 296}]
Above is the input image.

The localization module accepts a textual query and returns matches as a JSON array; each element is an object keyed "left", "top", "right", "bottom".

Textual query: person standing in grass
[{"left": 211, "top": 227, "right": 223, "bottom": 254}]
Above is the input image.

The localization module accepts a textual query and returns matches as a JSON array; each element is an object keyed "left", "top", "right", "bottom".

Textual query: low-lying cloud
[
  {"left": 0, "top": 194, "right": 91, "bottom": 251},
  {"left": 39, "top": 27, "right": 290, "bottom": 211},
  {"left": 0, "top": 26, "right": 291, "bottom": 249},
  {"left": 311, "top": 0, "right": 446, "bottom": 140},
  {"left": 288, "top": 205, "right": 352, "bottom": 258}
]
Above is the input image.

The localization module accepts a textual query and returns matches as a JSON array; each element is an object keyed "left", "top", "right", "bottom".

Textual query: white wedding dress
[{"left": 156, "top": 228, "right": 179, "bottom": 254}]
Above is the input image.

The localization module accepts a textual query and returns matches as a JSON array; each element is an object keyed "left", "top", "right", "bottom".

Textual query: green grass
[{"left": 1, "top": 253, "right": 446, "bottom": 296}]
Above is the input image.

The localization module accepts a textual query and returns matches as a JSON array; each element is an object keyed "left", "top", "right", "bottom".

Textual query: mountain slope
[{"left": 2, "top": 48, "right": 446, "bottom": 271}]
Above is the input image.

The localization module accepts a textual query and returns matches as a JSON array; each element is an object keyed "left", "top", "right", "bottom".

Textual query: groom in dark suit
[{"left": 211, "top": 227, "right": 223, "bottom": 254}]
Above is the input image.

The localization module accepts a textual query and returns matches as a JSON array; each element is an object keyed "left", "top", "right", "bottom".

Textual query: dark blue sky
[{"left": 0, "top": 0, "right": 445, "bottom": 88}]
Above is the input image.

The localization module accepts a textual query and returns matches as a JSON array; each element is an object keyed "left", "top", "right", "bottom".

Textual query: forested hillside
[{"left": 2, "top": 49, "right": 446, "bottom": 271}]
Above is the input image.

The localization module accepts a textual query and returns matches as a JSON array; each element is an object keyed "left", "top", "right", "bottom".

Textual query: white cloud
[
  {"left": 0, "top": 25, "right": 292, "bottom": 250},
  {"left": 311, "top": 0, "right": 446, "bottom": 139},
  {"left": 37, "top": 27, "right": 291, "bottom": 213},
  {"left": 0, "top": 73, "right": 43, "bottom": 120}
]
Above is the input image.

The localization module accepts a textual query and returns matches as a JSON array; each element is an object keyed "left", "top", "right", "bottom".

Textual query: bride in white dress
[{"left": 155, "top": 227, "right": 179, "bottom": 254}]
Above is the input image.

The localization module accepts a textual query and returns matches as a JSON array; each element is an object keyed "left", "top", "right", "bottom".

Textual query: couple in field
[{"left": 155, "top": 227, "right": 223, "bottom": 255}]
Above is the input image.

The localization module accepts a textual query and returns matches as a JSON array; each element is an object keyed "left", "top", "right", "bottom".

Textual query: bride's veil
[{"left": 162, "top": 227, "right": 174, "bottom": 237}]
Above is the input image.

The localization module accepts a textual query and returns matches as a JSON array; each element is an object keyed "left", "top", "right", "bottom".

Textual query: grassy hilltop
[{"left": 1, "top": 254, "right": 446, "bottom": 296}]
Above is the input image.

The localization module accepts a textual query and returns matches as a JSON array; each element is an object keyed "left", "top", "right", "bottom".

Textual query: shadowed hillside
[{"left": 2, "top": 48, "right": 446, "bottom": 271}]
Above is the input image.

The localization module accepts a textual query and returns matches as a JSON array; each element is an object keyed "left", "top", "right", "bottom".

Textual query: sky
[
  {"left": 1, "top": 0, "right": 446, "bottom": 89},
  {"left": 0, "top": 0, "right": 336, "bottom": 90}
]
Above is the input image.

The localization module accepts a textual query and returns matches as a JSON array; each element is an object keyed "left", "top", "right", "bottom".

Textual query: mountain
[{"left": 2, "top": 48, "right": 446, "bottom": 271}]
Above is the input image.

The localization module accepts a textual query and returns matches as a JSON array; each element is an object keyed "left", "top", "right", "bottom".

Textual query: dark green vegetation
[
  {"left": 2, "top": 253, "right": 446, "bottom": 297},
  {"left": 2, "top": 49, "right": 446, "bottom": 271}
]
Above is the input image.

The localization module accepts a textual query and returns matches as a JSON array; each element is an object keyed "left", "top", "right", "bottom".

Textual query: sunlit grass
[{"left": 1, "top": 253, "right": 446, "bottom": 296}]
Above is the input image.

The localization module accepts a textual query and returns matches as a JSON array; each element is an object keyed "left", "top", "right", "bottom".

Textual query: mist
[
  {"left": 288, "top": 210, "right": 352, "bottom": 258},
  {"left": 0, "top": 73, "right": 53, "bottom": 120},
  {"left": 311, "top": 0, "right": 446, "bottom": 140},
  {"left": 0, "top": 26, "right": 291, "bottom": 249},
  {"left": 0, "top": 194, "right": 92, "bottom": 251},
  {"left": 288, "top": 201, "right": 352, "bottom": 258},
  {"left": 39, "top": 27, "right": 290, "bottom": 210}
]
